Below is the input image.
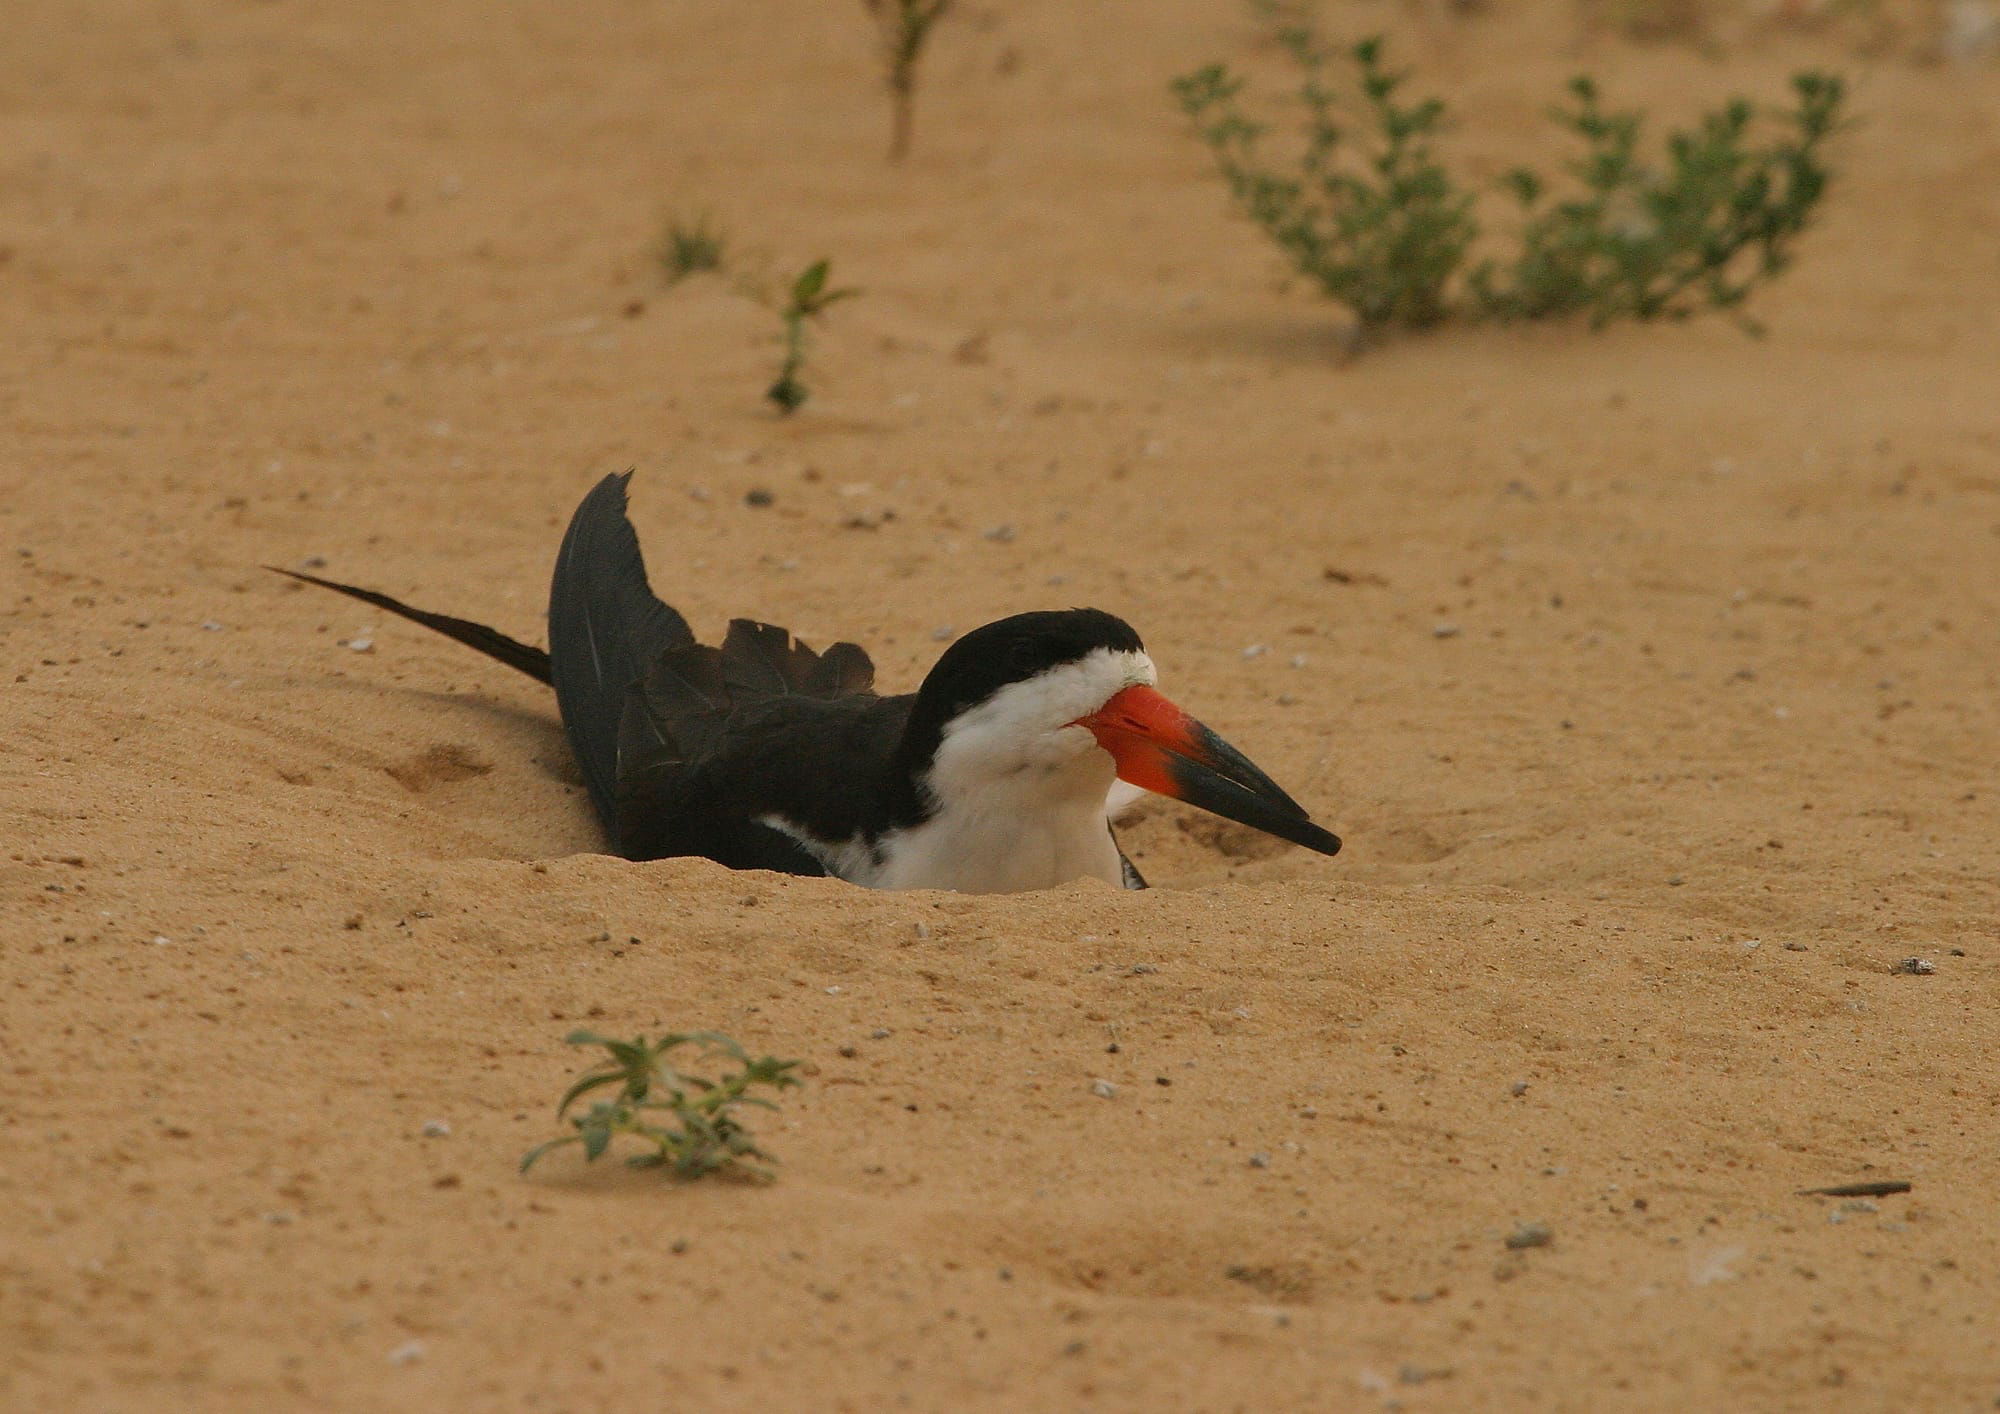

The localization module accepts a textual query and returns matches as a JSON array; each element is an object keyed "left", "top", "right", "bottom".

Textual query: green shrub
[
  {"left": 1174, "top": 24, "right": 1845, "bottom": 341},
  {"left": 1472, "top": 73, "right": 1845, "bottom": 329}
]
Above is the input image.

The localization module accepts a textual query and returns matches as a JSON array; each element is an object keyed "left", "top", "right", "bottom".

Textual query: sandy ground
[{"left": 4, "top": 1, "right": 1999, "bottom": 1408}]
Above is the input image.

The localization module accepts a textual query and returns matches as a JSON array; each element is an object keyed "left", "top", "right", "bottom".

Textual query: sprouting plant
[
  {"left": 1173, "top": 18, "right": 1845, "bottom": 342},
  {"left": 520, "top": 1029, "right": 801, "bottom": 1181},
  {"left": 862, "top": 0, "right": 954, "bottom": 161},
  {"left": 657, "top": 214, "right": 726, "bottom": 284},
  {"left": 1470, "top": 72, "right": 1846, "bottom": 330},
  {"left": 766, "top": 259, "right": 860, "bottom": 414}
]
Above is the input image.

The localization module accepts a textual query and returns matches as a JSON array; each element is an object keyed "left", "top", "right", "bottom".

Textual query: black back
[{"left": 613, "top": 619, "right": 894, "bottom": 866}]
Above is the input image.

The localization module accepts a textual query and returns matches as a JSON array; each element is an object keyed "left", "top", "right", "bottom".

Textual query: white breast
[{"left": 868, "top": 747, "right": 1126, "bottom": 892}]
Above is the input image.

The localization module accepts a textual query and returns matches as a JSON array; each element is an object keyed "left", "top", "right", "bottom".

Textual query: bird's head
[{"left": 902, "top": 609, "right": 1341, "bottom": 856}]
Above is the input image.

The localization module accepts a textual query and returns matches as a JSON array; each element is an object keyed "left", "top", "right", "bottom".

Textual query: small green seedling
[
  {"left": 862, "top": 0, "right": 954, "bottom": 161},
  {"left": 520, "top": 1029, "right": 801, "bottom": 1181},
  {"left": 658, "top": 213, "right": 726, "bottom": 284},
  {"left": 766, "top": 259, "right": 860, "bottom": 414}
]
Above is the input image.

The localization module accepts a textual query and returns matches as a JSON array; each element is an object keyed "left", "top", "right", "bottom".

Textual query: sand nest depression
[{"left": 4, "top": 1, "right": 1998, "bottom": 1408}]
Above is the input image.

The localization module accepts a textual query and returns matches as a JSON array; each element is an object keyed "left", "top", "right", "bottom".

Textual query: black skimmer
[{"left": 278, "top": 473, "right": 1340, "bottom": 892}]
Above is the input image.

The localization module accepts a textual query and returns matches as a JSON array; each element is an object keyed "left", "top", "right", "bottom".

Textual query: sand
[{"left": 4, "top": 0, "right": 1998, "bottom": 1408}]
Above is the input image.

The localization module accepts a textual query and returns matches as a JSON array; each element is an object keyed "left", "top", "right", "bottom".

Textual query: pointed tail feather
[
  {"left": 270, "top": 567, "right": 553, "bottom": 684},
  {"left": 547, "top": 472, "right": 696, "bottom": 843}
]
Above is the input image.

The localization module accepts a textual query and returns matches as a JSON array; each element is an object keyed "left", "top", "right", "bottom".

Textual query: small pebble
[
  {"left": 869, "top": 1028, "right": 891, "bottom": 1040},
  {"left": 982, "top": 524, "right": 1016, "bottom": 543},
  {"left": 1242, "top": 644, "right": 1268, "bottom": 659},
  {"left": 149, "top": 935, "right": 171, "bottom": 946},
  {"left": 1129, "top": 963, "right": 1158, "bottom": 975},
  {"left": 931, "top": 626, "right": 954, "bottom": 641},
  {"left": 387, "top": 1340, "right": 426, "bottom": 1367},
  {"left": 744, "top": 488, "right": 775, "bottom": 508},
  {"left": 1288, "top": 653, "right": 1308, "bottom": 669},
  {"left": 421, "top": 1120, "right": 451, "bottom": 1138},
  {"left": 1510, "top": 1081, "right": 1529, "bottom": 1097},
  {"left": 1090, "top": 1079, "right": 1117, "bottom": 1099},
  {"left": 1248, "top": 1152, "right": 1271, "bottom": 1169},
  {"left": 200, "top": 619, "right": 224, "bottom": 632},
  {"left": 347, "top": 637, "right": 374, "bottom": 653},
  {"left": 1432, "top": 623, "right": 1461, "bottom": 639},
  {"left": 1893, "top": 957, "right": 1936, "bottom": 975},
  {"left": 1505, "top": 1221, "right": 1554, "bottom": 1250}
]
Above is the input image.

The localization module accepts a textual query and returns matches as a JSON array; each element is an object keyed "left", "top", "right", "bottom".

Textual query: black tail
[
  {"left": 270, "top": 567, "right": 553, "bottom": 684},
  {"left": 547, "top": 472, "right": 696, "bottom": 842}
]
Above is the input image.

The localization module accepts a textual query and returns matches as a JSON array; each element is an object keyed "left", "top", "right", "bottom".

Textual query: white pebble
[
  {"left": 387, "top": 1339, "right": 426, "bottom": 1366},
  {"left": 1090, "top": 1079, "right": 1117, "bottom": 1099},
  {"left": 421, "top": 1120, "right": 451, "bottom": 1138}
]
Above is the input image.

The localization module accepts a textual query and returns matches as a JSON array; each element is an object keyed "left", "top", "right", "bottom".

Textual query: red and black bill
[{"left": 1078, "top": 685, "right": 1341, "bottom": 856}]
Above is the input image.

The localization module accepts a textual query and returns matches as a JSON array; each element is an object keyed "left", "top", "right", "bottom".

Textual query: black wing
[{"left": 546, "top": 472, "right": 697, "bottom": 832}]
